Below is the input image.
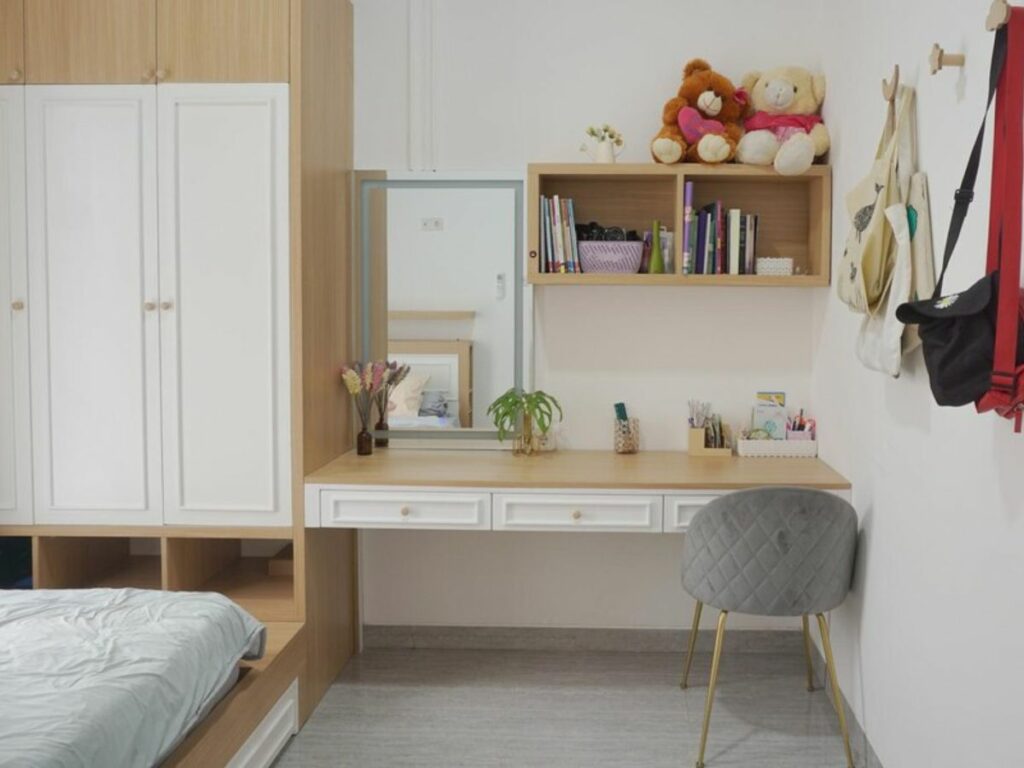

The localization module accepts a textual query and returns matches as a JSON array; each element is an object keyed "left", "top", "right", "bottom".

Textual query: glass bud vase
[
  {"left": 513, "top": 412, "right": 539, "bottom": 456},
  {"left": 374, "top": 402, "right": 389, "bottom": 448},
  {"left": 357, "top": 428, "right": 373, "bottom": 456}
]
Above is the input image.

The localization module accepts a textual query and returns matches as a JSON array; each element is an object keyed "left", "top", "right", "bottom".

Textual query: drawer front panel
[
  {"left": 663, "top": 494, "right": 722, "bottom": 532},
  {"left": 493, "top": 493, "right": 662, "bottom": 532},
  {"left": 320, "top": 490, "right": 491, "bottom": 530}
]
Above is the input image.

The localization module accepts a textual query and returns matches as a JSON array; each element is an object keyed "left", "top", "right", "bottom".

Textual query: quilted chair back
[{"left": 681, "top": 487, "right": 857, "bottom": 616}]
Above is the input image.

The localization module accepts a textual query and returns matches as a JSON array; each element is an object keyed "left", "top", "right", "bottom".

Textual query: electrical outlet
[{"left": 420, "top": 217, "right": 444, "bottom": 231}]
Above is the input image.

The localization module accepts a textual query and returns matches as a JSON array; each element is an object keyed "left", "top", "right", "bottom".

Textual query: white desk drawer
[
  {"left": 493, "top": 493, "right": 662, "bottom": 532},
  {"left": 320, "top": 490, "right": 491, "bottom": 530},
  {"left": 663, "top": 494, "right": 722, "bottom": 532}
]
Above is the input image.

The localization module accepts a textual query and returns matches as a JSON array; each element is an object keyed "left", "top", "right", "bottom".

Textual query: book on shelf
[
  {"left": 540, "top": 194, "right": 582, "bottom": 274},
  {"left": 682, "top": 181, "right": 694, "bottom": 275},
  {"left": 687, "top": 195, "right": 760, "bottom": 276}
]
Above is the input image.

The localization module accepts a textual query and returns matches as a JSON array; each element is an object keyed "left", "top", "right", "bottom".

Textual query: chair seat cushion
[{"left": 681, "top": 487, "right": 857, "bottom": 616}]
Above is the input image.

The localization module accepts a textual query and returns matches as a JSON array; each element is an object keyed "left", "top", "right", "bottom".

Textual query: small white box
[{"left": 755, "top": 257, "right": 795, "bottom": 277}]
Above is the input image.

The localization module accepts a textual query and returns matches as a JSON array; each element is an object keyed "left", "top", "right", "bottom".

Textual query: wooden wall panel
[
  {"left": 290, "top": 0, "right": 357, "bottom": 723},
  {"left": 0, "top": 0, "right": 24, "bottom": 83},
  {"left": 25, "top": 0, "right": 156, "bottom": 83},
  {"left": 157, "top": 0, "right": 289, "bottom": 83},
  {"left": 164, "top": 538, "right": 241, "bottom": 590}
]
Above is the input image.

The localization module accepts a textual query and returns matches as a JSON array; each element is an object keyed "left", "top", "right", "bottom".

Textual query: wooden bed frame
[{"left": 389, "top": 339, "right": 474, "bottom": 428}]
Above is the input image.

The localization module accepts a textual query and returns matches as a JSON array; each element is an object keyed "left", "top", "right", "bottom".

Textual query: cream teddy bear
[{"left": 736, "top": 66, "right": 829, "bottom": 175}]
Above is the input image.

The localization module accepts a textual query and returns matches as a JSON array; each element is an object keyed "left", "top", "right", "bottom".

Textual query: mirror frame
[{"left": 357, "top": 175, "right": 525, "bottom": 442}]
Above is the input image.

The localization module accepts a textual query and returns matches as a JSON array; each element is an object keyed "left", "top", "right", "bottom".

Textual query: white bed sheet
[{"left": 0, "top": 588, "right": 265, "bottom": 768}]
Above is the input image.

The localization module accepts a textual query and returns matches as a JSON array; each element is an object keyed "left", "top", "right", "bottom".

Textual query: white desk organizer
[{"left": 736, "top": 439, "right": 818, "bottom": 458}]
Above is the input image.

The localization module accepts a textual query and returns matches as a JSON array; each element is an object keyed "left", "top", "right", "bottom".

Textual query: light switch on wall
[{"left": 420, "top": 217, "right": 444, "bottom": 231}]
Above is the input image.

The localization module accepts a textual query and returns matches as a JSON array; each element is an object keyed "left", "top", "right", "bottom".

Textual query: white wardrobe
[{"left": 1, "top": 83, "right": 291, "bottom": 527}]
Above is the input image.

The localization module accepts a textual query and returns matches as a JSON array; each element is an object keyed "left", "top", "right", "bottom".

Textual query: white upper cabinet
[
  {"left": 157, "top": 84, "right": 290, "bottom": 526},
  {"left": 26, "top": 86, "right": 163, "bottom": 525},
  {"left": 0, "top": 87, "right": 31, "bottom": 524}
]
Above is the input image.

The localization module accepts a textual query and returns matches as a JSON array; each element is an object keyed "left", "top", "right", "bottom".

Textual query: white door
[
  {"left": 26, "top": 86, "right": 162, "bottom": 525},
  {"left": 0, "top": 87, "right": 32, "bottom": 525},
  {"left": 157, "top": 84, "right": 291, "bottom": 526}
]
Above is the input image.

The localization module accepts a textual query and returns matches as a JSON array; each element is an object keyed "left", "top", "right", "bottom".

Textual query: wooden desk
[{"left": 305, "top": 450, "right": 850, "bottom": 533}]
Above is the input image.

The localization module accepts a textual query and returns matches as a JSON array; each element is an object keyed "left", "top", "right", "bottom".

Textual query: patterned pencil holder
[{"left": 614, "top": 418, "right": 640, "bottom": 454}]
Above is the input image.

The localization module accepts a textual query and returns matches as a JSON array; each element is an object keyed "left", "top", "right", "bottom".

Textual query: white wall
[
  {"left": 385, "top": 187, "right": 516, "bottom": 427},
  {"left": 816, "top": 2, "right": 1024, "bottom": 766},
  {"left": 354, "top": 0, "right": 829, "bottom": 634}
]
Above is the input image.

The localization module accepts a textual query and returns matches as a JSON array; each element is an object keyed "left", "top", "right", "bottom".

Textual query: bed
[
  {"left": 0, "top": 588, "right": 266, "bottom": 768},
  {"left": 389, "top": 339, "right": 473, "bottom": 428}
]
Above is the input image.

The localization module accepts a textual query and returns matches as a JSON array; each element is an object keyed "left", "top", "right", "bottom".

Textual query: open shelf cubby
[
  {"left": 164, "top": 538, "right": 296, "bottom": 622},
  {"left": 34, "top": 536, "right": 162, "bottom": 590},
  {"left": 527, "top": 163, "right": 831, "bottom": 287}
]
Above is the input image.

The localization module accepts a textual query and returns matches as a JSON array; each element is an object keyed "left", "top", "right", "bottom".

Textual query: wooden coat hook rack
[
  {"left": 988, "top": 0, "right": 1011, "bottom": 31},
  {"left": 882, "top": 64, "right": 899, "bottom": 103},
  {"left": 930, "top": 43, "right": 965, "bottom": 75}
]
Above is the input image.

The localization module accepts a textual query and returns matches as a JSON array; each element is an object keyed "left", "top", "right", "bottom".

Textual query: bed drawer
[
  {"left": 227, "top": 678, "right": 298, "bottom": 768},
  {"left": 493, "top": 493, "right": 662, "bottom": 532},
  {"left": 663, "top": 493, "right": 722, "bottom": 532},
  {"left": 319, "top": 489, "right": 492, "bottom": 530}
]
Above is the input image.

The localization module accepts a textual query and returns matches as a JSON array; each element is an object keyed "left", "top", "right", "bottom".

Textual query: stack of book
[
  {"left": 539, "top": 195, "right": 580, "bottom": 273},
  {"left": 680, "top": 181, "right": 760, "bottom": 276}
]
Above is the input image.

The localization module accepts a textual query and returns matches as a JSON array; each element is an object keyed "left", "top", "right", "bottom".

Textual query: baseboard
[
  {"left": 364, "top": 624, "right": 804, "bottom": 654},
  {"left": 809, "top": 645, "right": 884, "bottom": 768}
]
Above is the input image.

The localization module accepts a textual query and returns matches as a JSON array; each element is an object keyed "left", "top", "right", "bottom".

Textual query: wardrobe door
[
  {"left": 25, "top": 0, "right": 157, "bottom": 84},
  {"left": 27, "top": 86, "right": 162, "bottom": 525},
  {"left": 157, "top": 0, "right": 289, "bottom": 83},
  {"left": 158, "top": 84, "right": 291, "bottom": 527},
  {"left": 0, "top": 87, "right": 31, "bottom": 524},
  {"left": 0, "top": 0, "right": 25, "bottom": 84}
]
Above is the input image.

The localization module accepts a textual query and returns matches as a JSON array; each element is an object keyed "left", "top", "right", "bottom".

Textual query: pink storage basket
[{"left": 578, "top": 241, "right": 643, "bottom": 274}]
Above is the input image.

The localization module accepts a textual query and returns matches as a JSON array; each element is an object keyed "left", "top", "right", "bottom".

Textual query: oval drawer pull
[{"left": 571, "top": 509, "right": 583, "bottom": 520}]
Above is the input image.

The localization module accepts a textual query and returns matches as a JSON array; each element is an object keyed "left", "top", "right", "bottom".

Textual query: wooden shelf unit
[
  {"left": 34, "top": 536, "right": 162, "bottom": 590},
  {"left": 527, "top": 163, "right": 831, "bottom": 287}
]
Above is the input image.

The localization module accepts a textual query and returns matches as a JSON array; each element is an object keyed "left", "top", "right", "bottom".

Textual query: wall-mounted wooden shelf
[{"left": 527, "top": 163, "right": 831, "bottom": 287}]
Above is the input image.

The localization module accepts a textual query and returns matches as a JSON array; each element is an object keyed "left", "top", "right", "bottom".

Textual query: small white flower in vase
[{"left": 580, "top": 124, "right": 625, "bottom": 164}]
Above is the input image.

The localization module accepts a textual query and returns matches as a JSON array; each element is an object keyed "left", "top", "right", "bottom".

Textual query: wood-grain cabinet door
[
  {"left": 157, "top": 0, "right": 289, "bottom": 83},
  {"left": 0, "top": 0, "right": 25, "bottom": 84},
  {"left": 26, "top": 86, "right": 163, "bottom": 525},
  {"left": 25, "top": 0, "right": 157, "bottom": 84},
  {"left": 0, "top": 87, "right": 31, "bottom": 523},
  {"left": 157, "top": 84, "right": 291, "bottom": 526}
]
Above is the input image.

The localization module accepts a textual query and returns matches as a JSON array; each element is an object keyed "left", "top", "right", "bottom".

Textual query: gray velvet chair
[{"left": 679, "top": 487, "right": 858, "bottom": 768}]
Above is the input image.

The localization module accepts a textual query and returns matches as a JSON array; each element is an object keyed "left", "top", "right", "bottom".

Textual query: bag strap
[
  {"left": 990, "top": 7, "right": 1024, "bottom": 393},
  {"left": 933, "top": 24, "right": 1009, "bottom": 297}
]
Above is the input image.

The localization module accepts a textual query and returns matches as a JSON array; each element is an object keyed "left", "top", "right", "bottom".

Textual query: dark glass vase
[
  {"left": 374, "top": 416, "right": 389, "bottom": 448},
  {"left": 356, "top": 428, "right": 373, "bottom": 456}
]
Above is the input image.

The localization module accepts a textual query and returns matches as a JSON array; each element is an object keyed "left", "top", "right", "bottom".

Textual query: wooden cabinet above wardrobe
[
  {"left": 22, "top": 0, "right": 289, "bottom": 84},
  {"left": 0, "top": 0, "right": 25, "bottom": 84}
]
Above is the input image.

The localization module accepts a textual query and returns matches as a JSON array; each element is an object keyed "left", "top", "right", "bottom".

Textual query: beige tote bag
[{"left": 837, "top": 87, "right": 915, "bottom": 315}]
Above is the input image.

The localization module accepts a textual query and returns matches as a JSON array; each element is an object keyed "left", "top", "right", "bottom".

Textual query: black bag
[{"left": 896, "top": 25, "right": 1024, "bottom": 407}]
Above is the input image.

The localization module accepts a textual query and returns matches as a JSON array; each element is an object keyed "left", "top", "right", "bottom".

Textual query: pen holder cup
[
  {"left": 688, "top": 427, "right": 733, "bottom": 458},
  {"left": 614, "top": 418, "right": 640, "bottom": 454}
]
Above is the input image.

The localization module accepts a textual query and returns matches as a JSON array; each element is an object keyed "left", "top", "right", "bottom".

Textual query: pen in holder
[{"left": 614, "top": 418, "right": 640, "bottom": 454}]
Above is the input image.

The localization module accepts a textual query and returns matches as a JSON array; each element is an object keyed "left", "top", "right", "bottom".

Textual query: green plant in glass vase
[{"left": 487, "top": 388, "right": 563, "bottom": 456}]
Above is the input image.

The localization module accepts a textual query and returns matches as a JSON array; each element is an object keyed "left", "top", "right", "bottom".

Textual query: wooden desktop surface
[{"left": 306, "top": 449, "right": 850, "bottom": 490}]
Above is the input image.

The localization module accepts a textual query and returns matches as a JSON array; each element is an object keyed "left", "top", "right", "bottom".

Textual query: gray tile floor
[{"left": 276, "top": 648, "right": 854, "bottom": 768}]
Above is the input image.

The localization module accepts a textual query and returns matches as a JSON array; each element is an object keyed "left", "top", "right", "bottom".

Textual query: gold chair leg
[
  {"left": 801, "top": 615, "right": 816, "bottom": 692},
  {"left": 816, "top": 614, "right": 855, "bottom": 768},
  {"left": 695, "top": 610, "right": 728, "bottom": 768},
  {"left": 680, "top": 600, "right": 703, "bottom": 689}
]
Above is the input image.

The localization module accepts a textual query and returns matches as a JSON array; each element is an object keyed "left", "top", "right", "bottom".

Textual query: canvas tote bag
[
  {"left": 837, "top": 88, "right": 915, "bottom": 314},
  {"left": 854, "top": 87, "right": 936, "bottom": 375}
]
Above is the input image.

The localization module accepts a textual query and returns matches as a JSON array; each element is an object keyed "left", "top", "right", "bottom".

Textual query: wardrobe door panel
[
  {"left": 26, "top": 86, "right": 162, "bottom": 525},
  {"left": 0, "top": 87, "right": 30, "bottom": 523},
  {"left": 25, "top": 0, "right": 157, "bottom": 84},
  {"left": 0, "top": 0, "right": 25, "bottom": 84},
  {"left": 157, "top": 0, "right": 289, "bottom": 83},
  {"left": 158, "top": 84, "right": 290, "bottom": 526}
]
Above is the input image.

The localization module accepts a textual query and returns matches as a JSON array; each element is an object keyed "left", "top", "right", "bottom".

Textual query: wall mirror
[{"left": 357, "top": 176, "right": 525, "bottom": 441}]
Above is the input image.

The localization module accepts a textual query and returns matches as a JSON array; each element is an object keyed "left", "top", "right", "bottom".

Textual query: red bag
[{"left": 976, "top": 6, "right": 1024, "bottom": 430}]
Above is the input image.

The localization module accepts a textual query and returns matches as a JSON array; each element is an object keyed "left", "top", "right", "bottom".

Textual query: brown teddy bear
[{"left": 650, "top": 59, "right": 751, "bottom": 165}]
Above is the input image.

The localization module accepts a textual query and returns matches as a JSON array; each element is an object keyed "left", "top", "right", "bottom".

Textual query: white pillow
[{"left": 389, "top": 372, "right": 430, "bottom": 417}]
